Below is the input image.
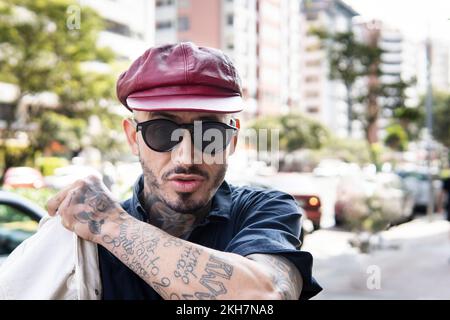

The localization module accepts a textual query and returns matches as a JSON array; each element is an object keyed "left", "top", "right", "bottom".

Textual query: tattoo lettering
[
  {"left": 195, "top": 255, "right": 234, "bottom": 299},
  {"left": 152, "top": 277, "right": 171, "bottom": 299},
  {"left": 102, "top": 221, "right": 163, "bottom": 278},
  {"left": 174, "top": 246, "right": 202, "bottom": 284},
  {"left": 163, "top": 237, "right": 183, "bottom": 248}
]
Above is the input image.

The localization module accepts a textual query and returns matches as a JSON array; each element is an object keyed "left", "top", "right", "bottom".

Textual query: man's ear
[{"left": 123, "top": 118, "right": 139, "bottom": 156}]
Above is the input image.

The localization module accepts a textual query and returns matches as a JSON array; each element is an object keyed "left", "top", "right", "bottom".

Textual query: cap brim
[{"left": 126, "top": 95, "right": 244, "bottom": 113}]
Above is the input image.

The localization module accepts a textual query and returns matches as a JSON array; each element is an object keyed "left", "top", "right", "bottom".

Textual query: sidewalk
[{"left": 303, "top": 215, "right": 450, "bottom": 299}]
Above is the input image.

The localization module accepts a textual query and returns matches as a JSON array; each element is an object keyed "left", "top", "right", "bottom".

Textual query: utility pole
[{"left": 425, "top": 37, "right": 434, "bottom": 220}]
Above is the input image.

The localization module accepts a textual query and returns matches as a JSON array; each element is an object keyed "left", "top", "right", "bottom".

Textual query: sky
[{"left": 344, "top": 0, "right": 450, "bottom": 42}]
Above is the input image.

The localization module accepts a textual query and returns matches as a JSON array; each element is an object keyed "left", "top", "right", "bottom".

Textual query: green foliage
[
  {"left": 310, "top": 29, "right": 381, "bottom": 87},
  {"left": 5, "top": 187, "right": 57, "bottom": 209},
  {"left": 312, "top": 28, "right": 414, "bottom": 169},
  {"left": 35, "top": 156, "right": 69, "bottom": 176},
  {"left": 249, "top": 113, "right": 330, "bottom": 152},
  {"left": 384, "top": 124, "right": 408, "bottom": 151},
  {"left": 33, "top": 111, "right": 87, "bottom": 154},
  {"left": 0, "top": 0, "right": 122, "bottom": 173},
  {"left": 318, "top": 138, "right": 371, "bottom": 164},
  {"left": 340, "top": 193, "right": 397, "bottom": 234},
  {"left": 418, "top": 91, "right": 450, "bottom": 148},
  {"left": 88, "top": 110, "right": 129, "bottom": 162},
  {"left": 0, "top": 202, "right": 32, "bottom": 223}
]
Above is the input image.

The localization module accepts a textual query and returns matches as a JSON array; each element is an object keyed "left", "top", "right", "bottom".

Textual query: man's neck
[{"left": 139, "top": 191, "right": 211, "bottom": 239}]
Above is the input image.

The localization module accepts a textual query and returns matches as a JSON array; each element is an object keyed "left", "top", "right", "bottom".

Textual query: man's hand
[{"left": 46, "top": 175, "right": 128, "bottom": 243}]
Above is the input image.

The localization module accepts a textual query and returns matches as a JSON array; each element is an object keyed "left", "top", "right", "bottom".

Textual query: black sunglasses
[{"left": 135, "top": 118, "right": 238, "bottom": 154}]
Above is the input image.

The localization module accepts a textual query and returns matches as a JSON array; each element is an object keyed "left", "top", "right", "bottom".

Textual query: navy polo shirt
[{"left": 98, "top": 175, "right": 322, "bottom": 300}]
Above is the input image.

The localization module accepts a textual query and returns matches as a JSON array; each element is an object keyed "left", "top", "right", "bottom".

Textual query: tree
[
  {"left": 384, "top": 123, "right": 408, "bottom": 151},
  {"left": 0, "top": 0, "right": 117, "bottom": 179},
  {"left": 311, "top": 30, "right": 380, "bottom": 136},
  {"left": 418, "top": 91, "right": 450, "bottom": 149},
  {"left": 249, "top": 113, "right": 330, "bottom": 153},
  {"left": 312, "top": 28, "right": 413, "bottom": 168}
]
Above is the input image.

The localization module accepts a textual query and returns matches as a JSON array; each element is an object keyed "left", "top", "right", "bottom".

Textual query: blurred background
[{"left": 0, "top": 0, "right": 449, "bottom": 299}]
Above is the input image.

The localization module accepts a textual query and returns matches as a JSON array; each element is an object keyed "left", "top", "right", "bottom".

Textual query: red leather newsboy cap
[{"left": 116, "top": 42, "right": 244, "bottom": 113}]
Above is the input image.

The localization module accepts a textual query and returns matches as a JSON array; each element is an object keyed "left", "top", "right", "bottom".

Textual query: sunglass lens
[
  {"left": 198, "top": 123, "right": 234, "bottom": 155},
  {"left": 143, "top": 119, "right": 181, "bottom": 152}
]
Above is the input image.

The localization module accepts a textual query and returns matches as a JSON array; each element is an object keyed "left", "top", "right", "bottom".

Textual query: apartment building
[
  {"left": 154, "top": 0, "right": 303, "bottom": 118},
  {"left": 299, "top": 0, "right": 358, "bottom": 138},
  {"left": 79, "top": 0, "right": 155, "bottom": 61}
]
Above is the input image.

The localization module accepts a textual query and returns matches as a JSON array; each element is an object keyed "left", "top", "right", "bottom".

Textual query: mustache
[{"left": 162, "top": 166, "right": 209, "bottom": 180}]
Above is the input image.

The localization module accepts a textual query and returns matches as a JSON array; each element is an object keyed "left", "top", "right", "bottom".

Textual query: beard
[{"left": 139, "top": 156, "right": 227, "bottom": 214}]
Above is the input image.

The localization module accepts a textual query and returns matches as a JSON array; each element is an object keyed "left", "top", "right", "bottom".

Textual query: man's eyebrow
[
  {"left": 151, "top": 112, "right": 223, "bottom": 122},
  {"left": 150, "top": 111, "right": 181, "bottom": 121},
  {"left": 196, "top": 115, "right": 223, "bottom": 121}
]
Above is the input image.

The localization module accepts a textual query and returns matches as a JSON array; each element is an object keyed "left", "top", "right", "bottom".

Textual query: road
[{"left": 303, "top": 215, "right": 450, "bottom": 299}]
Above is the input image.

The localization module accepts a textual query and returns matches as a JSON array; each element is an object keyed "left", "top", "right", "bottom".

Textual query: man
[{"left": 0, "top": 43, "right": 321, "bottom": 300}]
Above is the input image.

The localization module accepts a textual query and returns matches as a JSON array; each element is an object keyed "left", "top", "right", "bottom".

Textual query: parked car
[
  {"left": 334, "top": 173, "right": 415, "bottom": 227},
  {"left": 226, "top": 172, "right": 321, "bottom": 247},
  {"left": 313, "top": 159, "right": 362, "bottom": 177},
  {"left": 3, "top": 167, "right": 45, "bottom": 189},
  {"left": 396, "top": 170, "right": 442, "bottom": 213},
  {"left": 0, "top": 190, "right": 46, "bottom": 264},
  {"left": 260, "top": 173, "right": 323, "bottom": 230}
]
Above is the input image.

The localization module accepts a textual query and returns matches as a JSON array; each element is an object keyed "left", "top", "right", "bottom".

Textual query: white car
[{"left": 397, "top": 170, "right": 442, "bottom": 213}]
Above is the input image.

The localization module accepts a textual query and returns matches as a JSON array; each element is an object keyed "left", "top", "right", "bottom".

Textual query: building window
[
  {"left": 178, "top": 16, "right": 190, "bottom": 31},
  {"left": 156, "top": 20, "right": 173, "bottom": 30},
  {"left": 305, "top": 91, "right": 320, "bottom": 98},
  {"left": 156, "top": 0, "right": 175, "bottom": 7},
  {"left": 178, "top": 0, "right": 190, "bottom": 8},
  {"left": 305, "top": 59, "right": 321, "bottom": 67},
  {"left": 307, "top": 106, "right": 319, "bottom": 113},
  {"left": 104, "top": 19, "right": 131, "bottom": 37},
  {"left": 227, "top": 14, "right": 234, "bottom": 26},
  {"left": 305, "top": 75, "right": 319, "bottom": 83}
]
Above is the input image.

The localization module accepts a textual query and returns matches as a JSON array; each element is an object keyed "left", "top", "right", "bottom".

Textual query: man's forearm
[{"left": 95, "top": 214, "right": 278, "bottom": 300}]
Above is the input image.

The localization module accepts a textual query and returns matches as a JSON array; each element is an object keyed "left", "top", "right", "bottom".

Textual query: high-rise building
[
  {"left": 154, "top": 0, "right": 302, "bottom": 119},
  {"left": 256, "top": 0, "right": 303, "bottom": 115},
  {"left": 79, "top": 0, "right": 155, "bottom": 61},
  {"left": 354, "top": 19, "right": 425, "bottom": 143},
  {"left": 299, "top": 0, "right": 358, "bottom": 138},
  {"left": 155, "top": 0, "right": 259, "bottom": 117}
]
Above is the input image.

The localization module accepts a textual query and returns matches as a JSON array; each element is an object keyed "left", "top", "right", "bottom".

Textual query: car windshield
[{"left": 0, "top": 204, "right": 39, "bottom": 255}]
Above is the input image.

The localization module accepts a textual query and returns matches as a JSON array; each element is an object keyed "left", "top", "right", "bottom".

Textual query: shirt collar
[{"left": 130, "top": 175, "right": 232, "bottom": 222}]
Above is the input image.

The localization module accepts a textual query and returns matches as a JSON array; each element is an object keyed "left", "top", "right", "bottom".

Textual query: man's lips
[{"left": 167, "top": 174, "right": 205, "bottom": 193}]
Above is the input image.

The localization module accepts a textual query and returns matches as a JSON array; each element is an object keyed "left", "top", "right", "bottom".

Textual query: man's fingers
[
  {"left": 46, "top": 182, "right": 80, "bottom": 216},
  {"left": 57, "top": 191, "right": 76, "bottom": 231}
]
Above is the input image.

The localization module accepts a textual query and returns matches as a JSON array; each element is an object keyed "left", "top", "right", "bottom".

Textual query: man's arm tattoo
[
  {"left": 189, "top": 255, "right": 234, "bottom": 300},
  {"left": 247, "top": 254, "right": 303, "bottom": 300}
]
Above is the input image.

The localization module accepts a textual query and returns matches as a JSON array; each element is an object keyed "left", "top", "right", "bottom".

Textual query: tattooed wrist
[{"left": 91, "top": 210, "right": 131, "bottom": 244}]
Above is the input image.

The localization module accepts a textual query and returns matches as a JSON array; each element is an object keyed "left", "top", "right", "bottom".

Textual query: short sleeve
[
  {"left": 224, "top": 189, "right": 322, "bottom": 300},
  {"left": 443, "top": 178, "right": 450, "bottom": 192}
]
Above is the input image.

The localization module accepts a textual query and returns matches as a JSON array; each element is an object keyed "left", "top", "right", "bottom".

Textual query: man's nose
[{"left": 171, "top": 130, "right": 202, "bottom": 165}]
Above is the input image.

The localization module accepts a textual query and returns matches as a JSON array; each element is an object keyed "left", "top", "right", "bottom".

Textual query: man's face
[{"left": 123, "top": 110, "right": 237, "bottom": 214}]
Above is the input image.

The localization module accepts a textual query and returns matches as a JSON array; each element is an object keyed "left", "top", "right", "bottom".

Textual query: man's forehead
[{"left": 134, "top": 110, "right": 229, "bottom": 122}]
